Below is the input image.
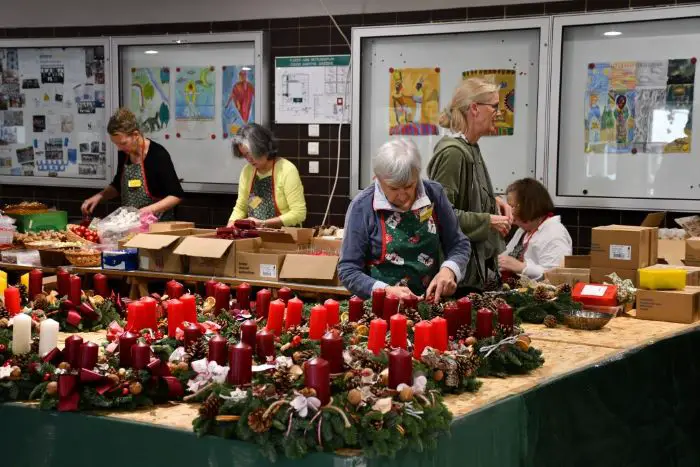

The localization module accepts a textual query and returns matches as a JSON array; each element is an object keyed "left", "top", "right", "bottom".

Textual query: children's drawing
[
  {"left": 175, "top": 66, "right": 216, "bottom": 139},
  {"left": 462, "top": 69, "right": 516, "bottom": 136},
  {"left": 667, "top": 59, "right": 695, "bottom": 85},
  {"left": 222, "top": 65, "right": 255, "bottom": 138},
  {"left": 635, "top": 61, "right": 668, "bottom": 88},
  {"left": 611, "top": 62, "right": 637, "bottom": 90},
  {"left": 633, "top": 88, "right": 666, "bottom": 148},
  {"left": 130, "top": 67, "right": 171, "bottom": 137},
  {"left": 388, "top": 67, "right": 440, "bottom": 136}
]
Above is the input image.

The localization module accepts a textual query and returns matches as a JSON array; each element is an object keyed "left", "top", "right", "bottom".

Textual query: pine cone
[
  {"left": 358, "top": 302, "right": 375, "bottom": 326},
  {"left": 247, "top": 407, "right": 272, "bottom": 433},
  {"left": 199, "top": 393, "right": 221, "bottom": 419},
  {"left": 455, "top": 323, "right": 473, "bottom": 341},
  {"left": 186, "top": 337, "right": 208, "bottom": 361},
  {"left": 11, "top": 352, "right": 34, "bottom": 369},
  {"left": 534, "top": 285, "right": 554, "bottom": 302},
  {"left": 401, "top": 308, "right": 422, "bottom": 324},
  {"left": 334, "top": 320, "right": 355, "bottom": 336},
  {"left": 456, "top": 353, "right": 480, "bottom": 378},
  {"left": 273, "top": 366, "right": 294, "bottom": 394},
  {"left": 543, "top": 315, "right": 558, "bottom": 328},
  {"left": 0, "top": 307, "right": 9, "bottom": 320},
  {"left": 429, "top": 303, "right": 444, "bottom": 319},
  {"left": 292, "top": 350, "right": 315, "bottom": 365},
  {"left": 33, "top": 293, "right": 49, "bottom": 310},
  {"left": 556, "top": 283, "right": 572, "bottom": 295},
  {"left": 17, "top": 284, "right": 29, "bottom": 306},
  {"left": 343, "top": 371, "right": 362, "bottom": 390},
  {"left": 30, "top": 336, "right": 40, "bottom": 355}
]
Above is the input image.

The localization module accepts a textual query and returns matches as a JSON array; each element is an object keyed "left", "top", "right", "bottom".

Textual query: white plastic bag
[{"left": 97, "top": 207, "right": 142, "bottom": 244}]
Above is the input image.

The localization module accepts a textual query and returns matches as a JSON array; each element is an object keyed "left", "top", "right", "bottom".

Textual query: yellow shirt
[{"left": 229, "top": 157, "right": 307, "bottom": 226}]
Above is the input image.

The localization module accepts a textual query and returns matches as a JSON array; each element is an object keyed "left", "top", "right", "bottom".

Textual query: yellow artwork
[
  {"left": 388, "top": 67, "right": 440, "bottom": 136},
  {"left": 462, "top": 69, "right": 516, "bottom": 136}
]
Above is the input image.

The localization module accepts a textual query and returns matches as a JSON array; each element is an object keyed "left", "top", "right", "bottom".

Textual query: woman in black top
[{"left": 81, "top": 108, "right": 184, "bottom": 220}]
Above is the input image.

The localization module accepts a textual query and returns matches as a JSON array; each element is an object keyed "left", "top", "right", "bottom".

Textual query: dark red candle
[
  {"left": 227, "top": 342, "right": 252, "bottom": 386},
  {"left": 497, "top": 303, "right": 514, "bottom": 329},
  {"left": 476, "top": 308, "right": 494, "bottom": 339},
  {"left": 79, "top": 341, "right": 98, "bottom": 370},
  {"left": 277, "top": 287, "right": 292, "bottom": 304},
  {"left": 324, "top": 299, "right": 340, "bottom": 327},
  {"left": 167, "top": 299, "right": 184, "bottom": 338},
  {"left": 266, "top": 299, "right": 285, "bottom": 336},
  {"left": 403, "top": 295, "right": 418, "bottom": 312},
  {"left": 255, "top": 328, "right": 275, "bottom": 361},
  {"left": 285, "top": 297, "right": 303, "bottom": 328},
  {"left": 214, "top": 283, "right": 230, "bottom": 315},
  {"left": 413, "top": 320, "right": 432, "bottom": 359},
  {"left": 236, "top": 282, "right": 251, "bottom": 311},
  {"left": 304, "top": 357, "right": 330, "bottom": 405},
  {"left": 367, "top": 318, "right": 387, "bottom": 355},
  {"left": 118, "top": 331, "right": 137, "bottom": 368},
  {"left": 131, "top": 342, "right": 151, "bottom": 370},
  {"left": 166, "top": 280, "right": 184, "bottom": 299},
  {"left": 308, "top": 305, "right": 327, "bottom": 340},
  {"left": 184, "top": 323, "right": 203, "bottom": 348},
  {"left": 457, "top": 297, "right": 472, "bottom": 328},
  {"left": 208, "top": 335, "right": 228, "bottom": 365},
  {"left": 205, "top": 279, "right": 218, "bottom": 298},
  {"left": 320, "top": 331, "right": 344, "bottom": 373},
  {"left": 64, "top": 335, "right": 83, "bottom": 369},
  {"left": 388, "top": 348, "right": 412, "bottom": 389},
  {"left": 348, "top": 296, "right": 364, "bottom": 322},
  {"left": 443, "top": 302, "right": 461, "bottom": 339},
  {"left": 57, "top": 267, "right": 70, "bottom": 297},
  {"left": 240, "top": 319, "right": 257, "bottom": 352},
  {"left": 390, "top": 313, "right": 408, "bottom": 349},
  {"left": 383, "top": 294, "right": 400, "bottom": 320},
  {"left": 29, "top": 269, "right": 43, "bottom": 300},
  {"left": 372, "top": 288, "right": 385, "bottom": 317},
  {"left": 69, "top": 275, "right": 82, "bottom": 305},
  {"left": 430, "top": 317, "right": 448, "bottom": 352},
  {"left": 93, "top": 273, "right": 110, "bottom": 297},
  {"left": 256, "top": 289, "right": 272, "bottom": 319}
]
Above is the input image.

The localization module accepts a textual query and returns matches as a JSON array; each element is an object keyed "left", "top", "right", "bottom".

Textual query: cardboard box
[
  {"left": 658, "top": 238, "right": 685, "bottom": 265},
  {"left": 564, "top": 255, "right": 591, "bottom": 268},
  {"left": 280, "top": 238, "right": 342, "bottom": 286},
  {"left": 641, "top": 264, "right": 700, "bottom": 287},
  {"left": 148, "top": 221, "right": 195, "bottom": 233},
  {"left": 124, "top": 233, "right": 186, "bottom": 273},
  {"left": 591, "top": 226, "right": 656, "bottom": 269},
  {"left": 685, "top": 237, "right": 700, "bottom": 264},
  {"left": 233, "top": 229, "right": 314, "bottom": 281},
  {"left": 174, "top": 233, "right": 237, "bottom": 277},
  {"left": 544, "top": 267, "right": 590, "bottom": 287},
  {"left": 636, "top": 287, "right": 700, "bottom": 323},
  {"left": 590, "top": 266, "right": 638, "bottom": 286}
]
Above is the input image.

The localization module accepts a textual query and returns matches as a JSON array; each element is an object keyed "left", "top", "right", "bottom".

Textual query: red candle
[
  {"left": 278, "top": 287, "right": 292, "bottom": 304},
  {"left": 131, "top": 342, "right": 151, "bottom": 370},
  {"left": 476, "top": 308, "right": 494, "bottom": 339},
  {"left": 93, "top": 273, "right": 110, "bottom": 297},
  {"left": 413, "top": 320, "right": 433, "bottom": 359},
  {"left": 240, "top": 319, "right": 257, "bottom": 352},
  {"left": 403, "top": 295, "right": 418, "bottom": 312},
  {"left": 324, "top": 299, "right": 340, "bottom": 327},
  {"left": 236, "top": 282, "right": 251, "bottom": 311},
  {"left": 443, "top": 302, "right": 461, "bottom": 340},
  {"left": 285, "top": 297, "right": 303, "bottom": 329},
  {"left": 227, "top": 342, "right": 252, "bottom": 386},
  {"left": 80, "top": 341, "right": 98, "bottom": 370},
  {"left": 390, "top": 313, "right": 408, "bottom": 349},
  {"left": 57, "top": 267, "right": 70, "bottom": 297},
  {"left": 64, "top": 335, "right": 83, "bottom": 369},
  {"left": 372, "top": 288, "right": 385, "bottom": 317},
  {"left": 205, "top": 279, "right": 218, "bottom": 298},
  {"left": 180, "top": 293, "right": 197, "bottom": 323},
  {"left": 383, "top": 294, "right": 399, "bottom": 320},
  {"left": 118, "top": 331, "right": 137, "bottom": 368},
  {"left": 139, "top": 296, "right": 159, "bottom": 330},
  {"left": 126, "top": 301, "right": 146, "bottom": 332},
  {"left": 320, "top": 331, "right": 343, "bottom": 374},
  {"left": 4, "top": 286, "right": 20, "bottom": 316},
  {"left": 166, "top": 280, "right": 184, "bottom": 299},
  {"left": 167, "top": 299, "right": 184, "bottom": 338},
  {"left": 255, "top": 329, "right": 275, "bottom": 361},
  {"left": 388, "top": 348, "right": 412, "bottom": 389},
  {"left": 367, "top": 318, "right": 387, "bottom": 355},
  {"left": 69, "top": 275, "right": 82, "bottom": 305},
  {"left": 430, "top": 317, "right": 448, "bottom": 352},
  {"left": 208, "top": 335, "right": 228, "bottom": 366},
  {"left": 266, "top": 299, "right": 285, "bottom": 336},
  {"left": 256, "top": 289, "right": 272, "bottom": 319},
  {"left": 29, "top": 269, "right": 43, "bottom": 300},
  {"left": 457, "top": 297, "right": 472, "bottom": 328},
  {"left": 348, "top": 296, "right": 364, "bottom": 322},
  {"left": 184, "top": 323, "right": 203, "bottom": 348},
  {"left": 308, "top": 305, "right": 327, "bottom": 340},
  {"left": 214, "top": 283, "right": 230, "bottom": 315},
  {"left": 497, "top": 303, "right": 514, "bottom": 329},
  {"left": 304, "top": 357, "right": 330, "bottom": 405}
]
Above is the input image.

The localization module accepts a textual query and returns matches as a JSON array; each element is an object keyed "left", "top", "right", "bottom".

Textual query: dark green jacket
[{"left": 427, "top": 136, "right": 504, "bottom": 289}]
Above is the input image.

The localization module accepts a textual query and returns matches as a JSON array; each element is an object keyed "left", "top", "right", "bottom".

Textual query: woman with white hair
[
  {"left": 338, "top": 139, "right": 471, "bottom": 303},
  {"left": 428, "top": 77, "right": 513, "bottom": 292},
  {"left": 228, "top": 123, "right": 306, "bottom": 227}
]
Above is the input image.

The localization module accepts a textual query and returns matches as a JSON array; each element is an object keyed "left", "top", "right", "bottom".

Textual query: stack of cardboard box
[{"left": 589, "top": 225, "right": 658, "bottom": 286}]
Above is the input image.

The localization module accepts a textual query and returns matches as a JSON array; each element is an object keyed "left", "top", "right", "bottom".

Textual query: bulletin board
[
  {"left": 111, "top": 32, "right": 268, "bottom": 194},
  {"left": 0, "top": 38, "right": 112, "bottom": 188},
  {"left": 350, "top": 18, "right": 550, "bottom": 197},
  {"left": 548, "top": 6, "right": 700, "bottom": 212}
]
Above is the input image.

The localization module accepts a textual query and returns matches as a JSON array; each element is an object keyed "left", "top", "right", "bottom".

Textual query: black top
[{"left": 110, "top": 140, "right": 184, "bottom": 199}]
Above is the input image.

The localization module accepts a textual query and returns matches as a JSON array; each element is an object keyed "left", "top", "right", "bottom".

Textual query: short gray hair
[
  {"left": 372, "top": 139, "right": 422, "bottom": 186},
  {"left": 231, "top": 123, "right": 279, "bottom": 160}
]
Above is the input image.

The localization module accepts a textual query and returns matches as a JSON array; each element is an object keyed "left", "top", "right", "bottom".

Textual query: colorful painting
[
  {"left": 584, "top": 58, "right": 696, "bottom": 154},
  {"left": 222, "top": 65, "right": 255, "bottom": 138},
  {"left": 175, "top": 66, "right": 216, "bottom": 139},
  {"left": 463, "top": 69, "right": 516, "bottom": 136},
  {"left": 388, "top": 67, "right": 440, "bottom": 136},
  {"left": 130, "top": 67, "right": 170, "bottom": 137}
]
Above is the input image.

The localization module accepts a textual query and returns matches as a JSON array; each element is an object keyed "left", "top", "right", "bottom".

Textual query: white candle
[
  {"left": 38, "top": 318, "right": 59, "bottom": 357},
  {"left": 12, "top": 313, "right": 32, "bottom": 355}
]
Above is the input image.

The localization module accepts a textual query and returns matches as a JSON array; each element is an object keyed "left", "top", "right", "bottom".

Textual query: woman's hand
[
  {"left": 425, "top": 267, "right": 457, "bottom": 304},
  {"left": 245, "top": 217, "right": 264, "bottom": 228},
  {"left": 81, "top": 194, "right": 102, "bottom": 215},
  {"left": 385, "top": 286, "right": 418, "bottom": 301},
  {"left": 498, "top": 254, "right": 525, "bottom": 274},
  {"left": 490, "top": 215, "right": 511, "bottom": 237},
  {"left": 495, "top": 196, "right": 513, "bottom": 223}
]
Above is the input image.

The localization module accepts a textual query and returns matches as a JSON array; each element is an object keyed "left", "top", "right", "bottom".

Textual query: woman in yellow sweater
[{"left": 228, "top": 124, "right": 307, "bottom": 227}]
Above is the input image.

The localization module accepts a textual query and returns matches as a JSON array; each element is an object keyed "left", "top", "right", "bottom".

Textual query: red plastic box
[{"left": 572, "top": 282, "right": 618, "bottom": 307}]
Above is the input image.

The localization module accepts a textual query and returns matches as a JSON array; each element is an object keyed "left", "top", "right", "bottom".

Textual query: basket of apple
[{"left": 67, "top": 224, "right": 100, "bottom": 245}]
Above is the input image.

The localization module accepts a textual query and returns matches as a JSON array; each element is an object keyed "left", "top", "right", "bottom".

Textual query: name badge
[
  {"left": 249, "top": 195, "right": 263, "bottom": 209},
  {"left": 419, "top": 205, "right": 433, "bottom": 223},
  {"left": 128, "top": 179, "right": 142, "bottom": 188}
]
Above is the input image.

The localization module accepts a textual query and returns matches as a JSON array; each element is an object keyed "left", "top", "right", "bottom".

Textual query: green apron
[
  {"left": 368, "top": 203, "right": 440, "bottom": 295},
  {"left": 120, "top": 160, "right": 174, "bottom": 221},
  {"left": 248, "top": 160, "right": 279, "bottom": 220}
]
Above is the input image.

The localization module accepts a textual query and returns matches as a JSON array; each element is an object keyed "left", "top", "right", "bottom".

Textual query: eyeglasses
[{"left": 477, "top": 102, "right": 500, "bottom": 111}]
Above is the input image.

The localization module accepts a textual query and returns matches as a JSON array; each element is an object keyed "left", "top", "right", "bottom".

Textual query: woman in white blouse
[{"left": 498, "top": 178, "right": 572, "bottom": 281}]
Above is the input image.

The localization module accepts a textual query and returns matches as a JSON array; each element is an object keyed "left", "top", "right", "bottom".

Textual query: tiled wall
[{"left": 0, "top": 0, "right": 698, "bottom": 251}]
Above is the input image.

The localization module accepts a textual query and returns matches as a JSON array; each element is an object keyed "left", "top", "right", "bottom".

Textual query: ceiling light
[
  {"left": 242, "top": 66, "right": 251, "bottom": 71},
  {"left": 604, "top": 31, "right": 622, "bottom": 37},
  {"left": 144, "top": 50, "right": 158, "bottom": 55}
]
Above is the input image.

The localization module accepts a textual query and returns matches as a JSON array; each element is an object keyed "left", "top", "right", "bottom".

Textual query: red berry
[
  {"left": 0, "top": 344, "right": 6, "bottom": 352},
  {"left": 122, "top": 388, "right": 129, "bottom": 396},
  {"left": 292, "top": 335, "right": 302, "bottom": 346},
  {"left": 43, "top": 373, "right": 51, "bottom": 381}
]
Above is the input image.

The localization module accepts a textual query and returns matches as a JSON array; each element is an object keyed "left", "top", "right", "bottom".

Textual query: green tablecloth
[{"left": 3, "top": 328, "right": 699, "bottom": 467}]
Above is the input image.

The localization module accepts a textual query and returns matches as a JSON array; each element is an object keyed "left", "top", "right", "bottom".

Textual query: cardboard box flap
[
  {"left": 124, "top": 233, "right": 181, "bottom": 250},
  {"left": 149, "top": 221, "right": 196, "bottom": 233},
  {"left": 258, "top": 230, "right": 297, "bottom": 244},
  {"left": 311, "top": 238, "right": 342, "bottom": 254},
  {"left": 641, "top": 212, "right": 666, "bottom": 227},
  {"left": 280, "top": 254, "right": 339, "bottom": 280},
  {"left": 174, "top": 237, "right": 233, "bottom": 259},
  {"left": 282, "top": 227, "right": 314, "bottom": 244}
]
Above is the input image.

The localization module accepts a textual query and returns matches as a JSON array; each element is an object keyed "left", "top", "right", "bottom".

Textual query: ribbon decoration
[
  {"left": 42, "top": 347, "right": 63, "bottom": 364},
  {"left": 478, "top": 335, "right": 521, "bottom": 359},
  {"left": 187, "top": 358, "right": 229, "bottom": 393},
  {"left": 105, "top": 321, "right": 125, "bottom": 353},
  {"left": 174, "top": 320, "right": 221, "bottom": 341},
  {"left": 57, "top": 369, "right": 116, "bottom": 412},
  {"left": 147, "top": 358, "right": 184, "bottom": 399}
]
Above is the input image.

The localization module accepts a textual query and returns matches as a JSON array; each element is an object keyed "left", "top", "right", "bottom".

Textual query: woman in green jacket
[{"left": 427, "top": 77, "right": 513, "bottom": 291}]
